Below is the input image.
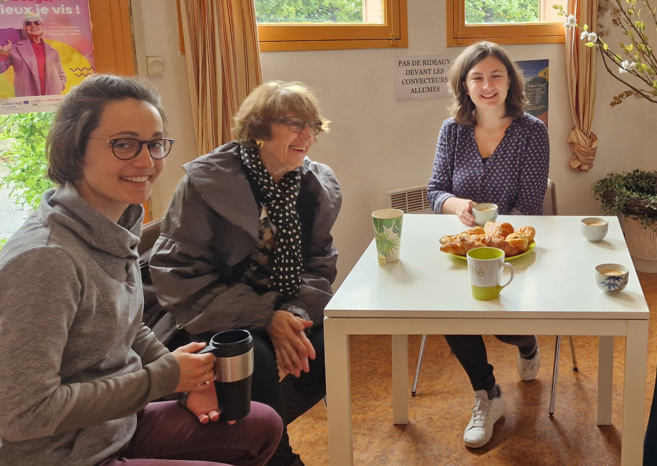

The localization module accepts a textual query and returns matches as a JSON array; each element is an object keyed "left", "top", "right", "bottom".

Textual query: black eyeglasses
[
  {"left": 276, "top": 117, "right": 322, "bottom": 136},
  {"left": 24, "top": 21, "right": 42, "bottom": 27},
  {"left": 88, "top": 137, "right": 175, "bottom": 160}
]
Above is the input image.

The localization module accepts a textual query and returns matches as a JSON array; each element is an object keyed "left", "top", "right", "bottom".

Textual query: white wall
[{"left": 132, "top": 0, "right": 657, "bottom": 288}]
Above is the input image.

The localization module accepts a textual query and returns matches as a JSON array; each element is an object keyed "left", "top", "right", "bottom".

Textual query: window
[
  {"left": 256, "top": 0, "right": 407, "bottom": 52},
  {"left": 447, "top": 0, "right": 565, "bottom": 47}
]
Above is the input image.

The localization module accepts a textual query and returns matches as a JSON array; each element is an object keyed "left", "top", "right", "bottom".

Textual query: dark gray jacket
[{"left": 150, "top": 141, "right": 342, "bottom": 336}]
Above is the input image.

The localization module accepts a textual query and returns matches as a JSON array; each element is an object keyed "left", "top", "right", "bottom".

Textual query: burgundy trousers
[{"left": 99, "top": 400, "right": 283, "bottom": 466}]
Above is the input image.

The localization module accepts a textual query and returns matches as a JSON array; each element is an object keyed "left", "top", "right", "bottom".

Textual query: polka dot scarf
[{"left": 240, "top": 145, "right": 303, "bottom": 297}]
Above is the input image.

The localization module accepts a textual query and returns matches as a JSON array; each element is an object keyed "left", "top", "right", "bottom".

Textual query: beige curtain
[
  {"left": 179, "top": 0, "right": 262, "bottom": 155},
  {"left": 564, "top": 0, "right": 599, "bottom": 172}
]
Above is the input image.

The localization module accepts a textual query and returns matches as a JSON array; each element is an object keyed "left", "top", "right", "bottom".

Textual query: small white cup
[
  {"left": 581, "top": 217, "right": 609, "bottom": 242},
  {"left": 595, "top": 263, "right": 629, "bottom": 294},
  {"left": 472, "top": 203, "right": 499, "bottom": 226}
]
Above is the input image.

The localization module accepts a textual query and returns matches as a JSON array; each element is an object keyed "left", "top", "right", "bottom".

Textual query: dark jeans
[
  {"left": 644, "top": 369, "right": 657, "bottom": 465},
  {"left": 99, "top": 400, "right": 282, "bottom": 465},
  {"left": 444, "top": 334, "right": 537, "bottom": 392},
  {"left": 251, "top": 326, "right": 326, "bottom": 466}
]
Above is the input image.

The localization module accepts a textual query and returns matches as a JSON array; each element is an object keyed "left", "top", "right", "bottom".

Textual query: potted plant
[
  {"left": 593, "top": 170, "right": 657, "bottom": 271},
  {"left": 555, "top": 2, "right": 657, "bottom": 271}
]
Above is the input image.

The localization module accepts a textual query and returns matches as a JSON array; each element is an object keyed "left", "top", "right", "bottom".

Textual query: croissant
[
  {"left": 480, "top": 236, "right": 519, "bottom": 256},
  {"left": 440, "top": 240, "right": 467, "bottom": 256},
  {"left": 461, "top": 227, "right": 485, "bottom": 237},
  {"left": 463, "top": 239, "right": 485, "bottom": 253},
  {"left": 516, "top": 226, "right": 536, "bottom": 242},
  {"left": 483, "top": 221, "right": 514, "bottom": 239},
  {"left": 439, "top": 234, "right": 456, "bottom": 245},
  {"left": 505, "top": 232, "right": 529, "bottom": 253}
]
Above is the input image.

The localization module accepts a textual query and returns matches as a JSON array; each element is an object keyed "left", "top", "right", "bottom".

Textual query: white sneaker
[
  {"left": 517, "top": 348, "right": 541, "bottom": 381},
  {"left": 463, "top": 386, "right": 506, "bottom": 448}
]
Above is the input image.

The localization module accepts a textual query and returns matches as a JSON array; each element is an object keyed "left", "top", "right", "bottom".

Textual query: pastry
[
  {"left": 505, "top": 232, "right": 529, "bottom": 252},
  {"left": 440, "top": 240, "right": 467, "bottom": 256},
  {"left": 483, "top": 221, "right": 514, "bottom": 239},
  {"left": 516, "top": 225, "right": 536, "bottom": 242},
  {"left": 480, "top": 236, "right": 519, "bottom": 256}
]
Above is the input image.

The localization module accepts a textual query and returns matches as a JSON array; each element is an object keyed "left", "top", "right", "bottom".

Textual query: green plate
[{"left": 447, "top": 241, "right": 536, "bottom": 261}]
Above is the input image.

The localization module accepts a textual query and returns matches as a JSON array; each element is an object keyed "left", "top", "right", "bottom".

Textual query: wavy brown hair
[
  {"left": 448, "top": 41, "right": 527, "bottom": 127},
  {"left": 232, "top": 81, "right": 329, "bottom": 147}
]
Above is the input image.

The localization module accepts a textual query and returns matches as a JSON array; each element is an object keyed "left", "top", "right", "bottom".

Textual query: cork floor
[{"left": 287, "top": 272, "right": 657, "bottom": 465}]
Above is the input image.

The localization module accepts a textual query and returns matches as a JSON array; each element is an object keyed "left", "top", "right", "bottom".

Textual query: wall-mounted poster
[
  {"left": 0, "top": 0, "right": 94, "bottom": 115},
  {"left": 518, "top": 59, "right": 549, "bottom": 128}
]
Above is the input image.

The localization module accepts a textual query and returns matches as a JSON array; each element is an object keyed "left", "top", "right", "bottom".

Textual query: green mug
[{"left": 466, "top": 247, "right": 515, "bottom": 300}]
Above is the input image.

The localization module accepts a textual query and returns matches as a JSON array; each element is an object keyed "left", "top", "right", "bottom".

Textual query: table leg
[
  {"left": 324, "top": 318, "right": 353, "bottom": 466},
  {"left": 597, "top": 336, "right": 614, "bottom": 425},
  {"left": 621, "top": 320, "right": 649, "bottom": 465},
  {"left": 391, "top": 334, "right": 409, "bottom": 425}
]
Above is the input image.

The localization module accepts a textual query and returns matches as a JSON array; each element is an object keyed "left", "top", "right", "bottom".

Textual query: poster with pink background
[{"left": 0, "top": 0, "right": 94, "bottom": 114}]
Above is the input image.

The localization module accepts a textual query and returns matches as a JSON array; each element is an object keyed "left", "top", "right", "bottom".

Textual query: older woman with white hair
[{"left": 0, "top": 15, "right": 66, "bottom": 96}]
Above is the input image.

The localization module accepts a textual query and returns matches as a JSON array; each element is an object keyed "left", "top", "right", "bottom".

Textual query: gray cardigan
[
  {"left": 149, "top": 141, "right": 342, "bottom": 335},
  {"left": 0, "top": 183, "right": 178, "bottom": 466}
]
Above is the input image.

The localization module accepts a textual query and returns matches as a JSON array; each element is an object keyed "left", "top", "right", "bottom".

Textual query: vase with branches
[
  {"left": 555, "top": 0, "right": 657, "bottom": 107},
  {"left": 555, "top": 1, "right": 657, "bottom": 272}
]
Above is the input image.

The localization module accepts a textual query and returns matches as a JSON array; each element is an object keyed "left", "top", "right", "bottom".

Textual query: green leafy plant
[
  {"left": 592, "top": 169, "right": 657, "bottom": 228},
  {"left": 0, "top": 112, "right": 55, "bottom": 211},
  {"left": 554, "top": 0, "right": 657, "bottom": 107}
]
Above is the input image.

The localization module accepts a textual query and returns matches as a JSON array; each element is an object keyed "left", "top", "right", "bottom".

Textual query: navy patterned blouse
[{"left": 427, "top": 113, "right": 550, "bottom": 215}]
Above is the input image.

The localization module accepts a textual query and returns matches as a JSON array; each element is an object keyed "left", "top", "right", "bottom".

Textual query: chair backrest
[
  {"left": 138, "top": 218, "right": 162, "bottom": 256},
  {"left": 543, "top": 179, "right": 558, "bottom": 215}
]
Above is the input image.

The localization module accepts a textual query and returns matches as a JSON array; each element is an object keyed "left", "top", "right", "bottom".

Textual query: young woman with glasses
[
  {"left": 0, "top": 74, "right": 282, "bottom": 465},
  {"left": 149, "top": 81, "right": 342, "bottom": 466}
]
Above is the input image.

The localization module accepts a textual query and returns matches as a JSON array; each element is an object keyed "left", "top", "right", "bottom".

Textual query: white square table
[{"left": 324, "top": 214, "right": 650, "bottom": 465}]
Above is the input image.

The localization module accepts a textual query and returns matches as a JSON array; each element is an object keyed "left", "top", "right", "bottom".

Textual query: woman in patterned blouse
[{"left": 427, "top": 41, "right": 549, "bottom": 449}]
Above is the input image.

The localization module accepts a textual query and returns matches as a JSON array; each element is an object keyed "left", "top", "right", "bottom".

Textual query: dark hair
[
  {"left": 46, "top": 74, "right": 167, "bottom": 184},
  {"left": 232, "top": 81, "right": 329, "bottom": 147},
  {"left": 448, "top": 41, "right": 527, "bottom": 127}
]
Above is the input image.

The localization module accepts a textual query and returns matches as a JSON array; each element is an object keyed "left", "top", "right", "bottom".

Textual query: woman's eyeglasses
[
  {"left": 277, "top": 117, "right": 322, "bottom": 136},
  {"left": 24, "top": 21, "right": 42, "bottom": 27},
  {"left": 88, "top": 137, "right": 175, "bottom": 160}
]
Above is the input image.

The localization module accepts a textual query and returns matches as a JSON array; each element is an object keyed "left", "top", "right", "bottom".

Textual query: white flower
[
  {"left": 619, "top": 60, "right": 637, "bottom": 74},
  {"left": 580, "top": 31, "right": 598, "bottom": 42},
  {"left": 622, "top": 60, "right": 637, "bottom": 70},
  {"left": 564, "top": 15, "right": 577, "bottom": 28}
]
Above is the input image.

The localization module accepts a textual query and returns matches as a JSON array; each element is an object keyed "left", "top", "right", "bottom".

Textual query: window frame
[
  {"left": 257, "top": 0, "right": 408, "bottom": 52},
  {"left": 447, "top": 0, "right": 565, "bottom": 47}
]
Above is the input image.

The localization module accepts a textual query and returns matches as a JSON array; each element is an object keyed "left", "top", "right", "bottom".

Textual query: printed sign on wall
[
  {"left": 395, "top": 55, "right": 454, "bottom": 101},
  {"left": 0, "top": 0, "right": 94, "bottom": 114}
]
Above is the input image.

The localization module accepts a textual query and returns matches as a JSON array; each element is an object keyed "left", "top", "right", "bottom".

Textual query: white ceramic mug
[
  {"left": 372, "top": 208, "right": 404, "bottom": 265},
  {"left": 466, "top": 247, "right": 515, "bottom": 300}
]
